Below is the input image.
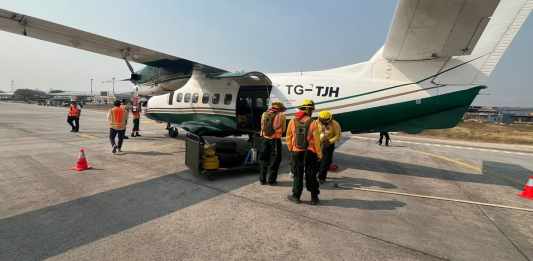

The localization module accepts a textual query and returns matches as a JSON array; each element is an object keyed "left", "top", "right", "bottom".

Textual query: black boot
[
  {"left": 287, "top": 195, "right": 301, "bottom": 204},
  {"left": 310, "top": 195, "right": 320, "bottom": 205}
]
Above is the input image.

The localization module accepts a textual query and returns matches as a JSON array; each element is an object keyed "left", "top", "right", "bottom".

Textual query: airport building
[{"left": 465, "top": 106, "right": 533, "bottom": 124}]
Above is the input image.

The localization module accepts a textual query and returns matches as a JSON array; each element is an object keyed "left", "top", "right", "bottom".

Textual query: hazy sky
[{"left": 0, "top": 1, "right": 532, "bottom": 106}]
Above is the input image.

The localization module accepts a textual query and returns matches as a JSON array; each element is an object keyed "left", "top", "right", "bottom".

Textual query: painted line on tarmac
[
  {"left": 77, "top": 134, "right": 98, "bottom": 139},
  {"left": 350, "top": 136, "right": 533, "bottom": 156},
  {"left": 407, "top": 148, "right": 481, "bottom": 173},
  {"left": 335, "top": 185, "right": 533, "bottom": 213}
]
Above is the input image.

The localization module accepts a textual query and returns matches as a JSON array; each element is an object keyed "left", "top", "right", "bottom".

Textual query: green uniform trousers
[{"left": 291, "top": 151, "right": 320, "bottom": 199}]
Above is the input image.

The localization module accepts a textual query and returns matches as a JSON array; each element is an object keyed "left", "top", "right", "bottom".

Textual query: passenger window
[
  {"left": 212, "top": 93, "right": 220, "bottom": 104},
  {"left": 168, "top": 92, "right": 174, "bottom": 105},
  {"left": 184, "top": 93, "right": 191, "bottom": 103},
  {"left": 202, "top": 93, "right": 209, "bottom": 104},
  {"left": 176, "top": 93, "right": 183, "bottom": 102},
  {"left": 192, "top": 93, "right": 199, "bottom": 103},
  {"left": 224, "top": 94, "right": 233, "bottom": 105}
]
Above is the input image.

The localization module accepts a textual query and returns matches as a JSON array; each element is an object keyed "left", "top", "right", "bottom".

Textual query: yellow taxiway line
[
  {"left": 407, "top": 148, "right": 482, "bottom": 173},
  {"left": 334, "top": 185, "right": 533, "bottom": 213}
]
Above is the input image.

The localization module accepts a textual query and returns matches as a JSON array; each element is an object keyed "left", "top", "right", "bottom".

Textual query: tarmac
[{"left": 1, "top": 102, "right": 533, "bottom": 261}]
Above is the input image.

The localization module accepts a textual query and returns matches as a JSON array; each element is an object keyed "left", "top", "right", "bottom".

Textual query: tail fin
[{"left": 436, "top": 0, "right": 533, "bottom": 85}]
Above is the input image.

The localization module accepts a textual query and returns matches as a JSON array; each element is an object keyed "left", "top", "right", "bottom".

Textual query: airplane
[{"left": 1, "top": 0, "right": 532, "bottom": 138}]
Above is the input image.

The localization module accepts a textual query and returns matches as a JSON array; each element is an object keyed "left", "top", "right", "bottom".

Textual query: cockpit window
[
  {"left": 168, "top": 92, "right": 174, "bottom": 105},
  {"left": 184, "top": 93, "right": 191, "bottom": 103},
  {"left": 192, "top": 93, "right": 199, "bottom": 103}
]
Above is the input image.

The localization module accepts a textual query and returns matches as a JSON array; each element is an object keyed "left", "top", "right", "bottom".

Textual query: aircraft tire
[{"left": 168, "top": 127, "right": 178, "bottom": 138}]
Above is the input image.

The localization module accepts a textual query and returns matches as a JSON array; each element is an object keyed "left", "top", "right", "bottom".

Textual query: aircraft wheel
[{"left": 168, "top": 127, "right": 178, "bottom": 138}]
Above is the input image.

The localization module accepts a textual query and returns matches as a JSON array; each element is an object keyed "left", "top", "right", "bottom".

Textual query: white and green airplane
[{"left": 1, "top": 0, "right": 531, "bottom": 137}]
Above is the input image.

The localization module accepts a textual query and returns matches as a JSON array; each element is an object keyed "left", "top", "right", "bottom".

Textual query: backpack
[
  {"left": 294, "top": 118, "right": 311, "bottom": 149},
  {"left": 262, "top": 112, "right": 277, "bottom": 136}
]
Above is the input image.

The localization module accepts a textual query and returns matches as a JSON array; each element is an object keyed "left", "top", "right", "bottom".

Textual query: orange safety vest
[
  {"left": 306, "top": 120, "right": 321, "bottom": 155},
  {"left": 68, "top": 104, "right": 80, "bottom": 117},
  {"left": 109, "top": 106, "right": 126, "bottom": 130}
]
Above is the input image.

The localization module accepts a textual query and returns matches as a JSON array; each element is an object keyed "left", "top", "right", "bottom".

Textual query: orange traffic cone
[
  {"left": 72, "top": 148, "right": 91, "bottom": 171},
  {"left": 519, "top": 176, "right": 533, "bottom": 200}
]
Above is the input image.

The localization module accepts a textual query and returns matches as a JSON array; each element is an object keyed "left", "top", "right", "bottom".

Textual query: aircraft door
[{"left": 236, "top": 86, "right": 271, "bottom": 133}]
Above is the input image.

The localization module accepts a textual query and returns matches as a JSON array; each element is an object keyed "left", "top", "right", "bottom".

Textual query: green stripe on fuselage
[
  {"left": 335, "top": 86, "right": 484, "bottom": 133},
  {"left": 146, "top": 86, "right": 483, "bottom": 136}
]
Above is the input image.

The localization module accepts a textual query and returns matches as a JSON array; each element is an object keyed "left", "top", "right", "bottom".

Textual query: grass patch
[{"left": 414, "top": 121, "right": 533, "bottom": 145}]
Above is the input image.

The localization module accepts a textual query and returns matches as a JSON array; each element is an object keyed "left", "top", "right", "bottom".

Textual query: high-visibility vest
[
  {"left": 261, "top": 112, "right": 285, "bottom": 139},
  {"left": 68, "top": 104, "right": 80, "bottom": 117},
  {"left": 108, "top": 107, "right": 126, "bottom": 130}
]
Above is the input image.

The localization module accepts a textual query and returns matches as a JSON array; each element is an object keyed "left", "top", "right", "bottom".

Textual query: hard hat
[
  {"left": 299, "top": 99, "right": 315, "bottom": 110},
  {"left": 319, "top": 110, "right": 332, "bottom": 120}
]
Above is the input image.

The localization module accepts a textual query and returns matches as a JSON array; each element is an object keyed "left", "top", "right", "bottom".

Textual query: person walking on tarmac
[
  {"left": 66, "top": 101, "right": 81, "bottom": 132},
  {"left": 317, "top": 111, "right": 341, "bottom": 183},
  {"left": 107, "top": 100, "right": 128, "bottom": 154},
  {"left": 131, "top": 100, "right": 142, "bottom": 137},
  {"left": 378, "top": 131, "right": 391, "bottom": 146},
  {"left": 259, "top": 101, "right": 286, "bottom": 185},
  {"left": 286, "top": 99, "right": 322, "bottom": 205}
]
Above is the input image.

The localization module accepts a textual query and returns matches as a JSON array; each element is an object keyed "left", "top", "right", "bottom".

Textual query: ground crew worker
[
  {"left": 259, "top": 101, "right": 286, "bottom": 185},
  {"left": 131, "top": 101, "right": 142, "bottom": 137},
  {"left": 379, "top": 131, "right": 391, "bottom": 146},
  {"left": 286, "top": 99, "right": 322, "bottom": 205},
  {"left": 66, "top": 101, "right": 81, "bottom": 132},
  {"left": 107, "top": 100, "right": 128, "bottom": 153},
  {"left": 317, "top": 111, "right": 341, "bottom": 183}
]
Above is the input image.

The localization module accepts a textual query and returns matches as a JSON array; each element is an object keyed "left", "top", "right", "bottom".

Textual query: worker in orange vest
[
  {"left": 66, "top": 101, "right": 81, "bottom": 132},
  {"left": 107, "top": 100, "right": 128, "bottom": 153},
  {"left": 286, "top": 99, "right": 322, "bottom": 205},
  {"left": 131, "top": 101, "right": 142, "bottom": 137},
  {"left": 259, "top": 101, "right": 286, "bottom": 185}
]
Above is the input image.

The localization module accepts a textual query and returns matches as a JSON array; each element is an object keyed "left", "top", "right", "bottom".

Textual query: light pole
[
  {"left": 112, "top": 77, "right": 115, "bottom": 96},
  {"left": 90, "top": 78, "right": 94, "bottom": 96}
]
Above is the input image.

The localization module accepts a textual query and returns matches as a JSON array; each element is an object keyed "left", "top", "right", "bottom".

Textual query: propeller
[{"left": 123, "top": 58, "right": 141, "bottom": 83}]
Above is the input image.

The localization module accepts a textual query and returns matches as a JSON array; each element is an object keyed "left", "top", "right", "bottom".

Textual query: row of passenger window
[{"left": 168, "top": 92, "right": 233, "bottom": 105}]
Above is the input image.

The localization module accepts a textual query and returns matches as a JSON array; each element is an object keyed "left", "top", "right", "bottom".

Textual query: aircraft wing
[
  {"left": 383, "top": 0, "right": 500, "bottom": 61},
  {"left": 0, "top": 8, "right": 226, "bottom": 74}
]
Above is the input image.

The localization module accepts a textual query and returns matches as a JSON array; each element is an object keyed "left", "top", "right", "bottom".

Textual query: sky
[{"left": 0, "top": 0, "right": 532, "bottom": 106}]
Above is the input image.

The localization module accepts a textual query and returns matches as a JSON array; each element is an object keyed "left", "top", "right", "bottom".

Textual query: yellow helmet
[
  {"left": 299, "top": 99, "right": 315, "bottom": 110},
  {"left": 319, "top": 110, "right": 332, "bottom": 121}
]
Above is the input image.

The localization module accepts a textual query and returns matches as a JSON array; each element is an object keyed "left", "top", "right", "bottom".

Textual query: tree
[
  {"left": 49, "top": 89, "right": 65, "bottom": 93},
  {"left": 13, "top": 89, "right": 48, "bottom": 101}
]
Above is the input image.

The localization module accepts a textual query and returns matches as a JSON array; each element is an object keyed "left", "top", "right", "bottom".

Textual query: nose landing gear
[{"left": 167, "top": 123, "right": 179, "bottom": 138}]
